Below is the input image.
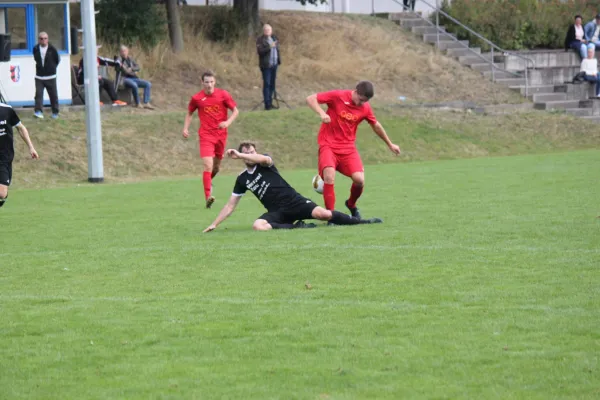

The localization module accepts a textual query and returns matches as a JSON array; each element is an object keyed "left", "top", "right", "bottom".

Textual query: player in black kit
[
  {"left": 0, "top": 104, "right": 39, "bottom": 208},
  {"left": 203, "top": 142, "right": 382, "bottom": 232}
]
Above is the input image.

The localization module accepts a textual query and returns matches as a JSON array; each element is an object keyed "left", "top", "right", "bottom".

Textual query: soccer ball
[{"left": 312, "top": 174, "right": 324, "bottom": 194}]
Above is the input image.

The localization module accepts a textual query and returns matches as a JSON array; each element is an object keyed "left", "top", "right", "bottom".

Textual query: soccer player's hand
[
  {"left": 182, "top": 128, "right": 189, "bottom": 139},
  {"left": 321, "top": 114, "right": 331, "bottom": 124},
  {"left": 30, "top": 147, "right": 39, "bottom": 159},
  {"left": 218, "top": 121, "right": 230, "bottom": 129},
  {"left": 226, "top": 149, "right": 241, "bottom": 159},
  {"left": 203, "top": 225, "right": 216, "bottom": 233},
  {"left": 389, "top": 144, "right": 401, "bottom": 155}
]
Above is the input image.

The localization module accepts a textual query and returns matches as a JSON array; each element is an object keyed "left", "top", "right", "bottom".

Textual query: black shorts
[
  {"left": 0, "top": 162, "right": 12, "bottom": 186},
  {"left": 259, "top": 197, "right": 318, "bottom": 225}
]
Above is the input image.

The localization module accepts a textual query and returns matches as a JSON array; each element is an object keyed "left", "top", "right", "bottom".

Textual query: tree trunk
[
  {"left": 233, "top": 0, "right": 260, "bottom": 37},
  {"left": 165, "top": 0, "right": 184, "bottom": 53}
]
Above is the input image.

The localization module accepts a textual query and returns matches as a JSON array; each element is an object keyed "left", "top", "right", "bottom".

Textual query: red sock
[
  {"left": 323, "top": 183, "right": 336, "bottom": 210},
  {"left": 202, "top": 171, "right": 212, "bottom": 200},
  {"left": 347, "top": 183, "right": 364, "bottom": 209}
]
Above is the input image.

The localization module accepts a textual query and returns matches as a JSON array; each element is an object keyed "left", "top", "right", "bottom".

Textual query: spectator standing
[
  {"left": 581, "top": 46, "right": 600, "bottom": 98},
  {"left": 118, "top": 45, "right": 154, "bottom": 109},
  {"left": 33, "top": 32, "right": 60, "bottom": 119},
  {"left": 565, "top": 15, "right": 588, "bottom": 59},
  {"left": 256, "top": 24, "right": 281, "bottom": 111},
  {"left": 403, "top": 0, "right": 416, "bottom": 11},
  {"left": 584, "top": 14, "right": 600, "bottom": 50}
]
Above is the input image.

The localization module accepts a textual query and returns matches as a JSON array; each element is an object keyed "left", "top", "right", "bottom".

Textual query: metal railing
[{"left": 390, "top": 0, "right": 535, "bottom": 97}]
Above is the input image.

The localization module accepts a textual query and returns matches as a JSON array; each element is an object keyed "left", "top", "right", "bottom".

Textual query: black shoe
[
  {"left": 359, "top": 217, "right": 383, "bottom": 224},
  {"left": 294, "top": 220, "right": 317, "bottom": 229},
  {"left": 327, "top": 221, "right": 337, "bottom": 226},
  {"left": 345, "top": 200, "right": 361, "bottom": 219}
]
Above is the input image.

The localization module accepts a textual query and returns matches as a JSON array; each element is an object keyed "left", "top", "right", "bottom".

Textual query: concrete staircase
[{"left": 389, "top": 12, "right": 600, "bottom": 122}]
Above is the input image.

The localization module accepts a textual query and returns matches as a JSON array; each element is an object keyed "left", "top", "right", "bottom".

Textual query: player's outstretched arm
[
  {"left": 218, "top": 106, "right": 239, "bottom": 129},
  {"left": 226, "top": 149, "right": 273, "bottom": 167},
  {"left": 182, "top": 112, "right": 194, "bottom": 138},
  {"left": 203, "top": 195, "right": 242, "bottom": 233},
  {"left": 16, "top": 124, "right": 39, "bottom": 159},
  {"left": 371, "top": 122, "right": 401, "bottom": 155},
  {"left": 306, "top": 94, "right": 330, "bottom": 123}
]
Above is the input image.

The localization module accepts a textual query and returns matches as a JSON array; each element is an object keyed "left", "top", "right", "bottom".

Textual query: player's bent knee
[
  {"left": 351, "top": 173, "right": 365, "bottom": 186},
  {"left": 252, "top": 220, "right": 272, "bottom": 231},
  {"left": 311, "top": 207, "right": 331, "bottom": 221},
  {"left": 322, "top": 168, "right": 336, "bottom": 184}
]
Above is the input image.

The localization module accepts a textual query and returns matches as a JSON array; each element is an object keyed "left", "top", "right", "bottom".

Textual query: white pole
[{"left": 80, "top": 0, "right": 104, "bottom": 183}]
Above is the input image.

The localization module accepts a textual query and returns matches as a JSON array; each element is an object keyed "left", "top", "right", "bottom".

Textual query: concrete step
[
  {"left": 423, "top": 33, "right": 456, "bottom": 43},
  {"left": 446, "top": 47, "right": 481, "bottom": 57},
  {"left": 389, "top": 12, "right": 423, "bottom": 20},
  {"left": 398, "top": 19, "right": 430, "bottom": 28},
  {"left": 534, "top": 100, "right": 583, "bottom": 111},
  {"left": 563, "top": 83, "right": 598, "bottom": 100},
  {"left": 530, "top": 92, "right": 567, "bottom": 102},
  {"left": 509, "top": 85, "right": 556, "bottom": 96},
  {"left": 483, "top": 70, "right": 520, "bottom": 79},
  {"left": 581, "top": 115, "right": 600, "bottom": 122},
  {"left": 412, "top": 25, "right": 446, "bottom": 34},
  {"left": 495, "top": 78, "right": 527, "bottom": 86},
  {"left": 503, "top": 51, "right": 581, "bottom": 70},
  {"left": 470, "top": 62, "right": 508, "bottom": 72},
  {"left": 565, "top": 107, "right": 594, "bottom": 117},
  {"left": 459, "top": 54, "right": 492, "bottom": 65},
  {"left": 436, "top": 40, "right": 469, "bottom": 50},
  {"left": 529, "top": 66, "right": 580, "bottom": 86}
]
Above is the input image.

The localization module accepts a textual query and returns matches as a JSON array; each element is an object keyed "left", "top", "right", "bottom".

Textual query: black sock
[
  {"left": 270, "top": 222, "right": 295, "bottom": 229},
  {"left": 0, "top": 197, "right": 5, "bottom": 208},
  {"left": 330, "top": 211, "right": 361, "bottom": 225}
]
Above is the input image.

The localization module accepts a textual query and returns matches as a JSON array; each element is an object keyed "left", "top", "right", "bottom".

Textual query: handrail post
[
  {"left": 525, "top": 65, "right": 528, "bottom": 98},
  {"left": 491, "top": 47, "right": 494, "bottom": 82},
  {"left": 436, "top": 0, "right": 440, "bottom": 49}
]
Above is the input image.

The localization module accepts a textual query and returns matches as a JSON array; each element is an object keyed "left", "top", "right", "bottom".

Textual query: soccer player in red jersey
[
  {"left": 306, "top": 81, "right": 401, "bottom": 219},
  {"left": 183, "top": 71, "right": 239, "bottom": 208}
]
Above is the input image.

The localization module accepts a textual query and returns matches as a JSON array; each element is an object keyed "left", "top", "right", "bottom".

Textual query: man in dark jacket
[
  {"left": 77, "top": 53, "right": 127, "bottom": 107},
  {"left": 33, "top": 32, "right": 60, "bottom": 119},
  {"left": 256, "top": 24, "right": 281, "bottom": 110}
]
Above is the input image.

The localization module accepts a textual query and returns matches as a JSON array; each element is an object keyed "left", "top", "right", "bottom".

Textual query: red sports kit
[
  {"left": 188, "top": 88, "right": 237, "bottom": 159},
  {"left": 316, "top": 90, "right": 377, "bottom": 176}
]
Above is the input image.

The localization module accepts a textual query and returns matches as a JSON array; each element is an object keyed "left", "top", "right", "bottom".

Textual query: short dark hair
[
  {"left": 201, "top": 70, "right": 215, "bottom": 81},
  {"left": 355, "top": 80, "right": 374, "bottom": 99},
  {"left": 238, "top": 142, "right": 256, "bottom": 152},
  {"left": 575, "top": 14, "right": 583, "bottom": 20}
]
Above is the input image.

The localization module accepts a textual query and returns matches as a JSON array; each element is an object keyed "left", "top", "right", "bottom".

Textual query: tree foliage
[{"left": 96, "top": 0, "right": 165, "bottom": 49}]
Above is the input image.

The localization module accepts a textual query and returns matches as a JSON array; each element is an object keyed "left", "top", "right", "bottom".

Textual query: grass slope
[
  {"left": 1, "top": 150, "right": 599, "bottom": 399},
  {"left": 10, "top": 106, "right": 600, "bottom": 188},
  {"left": 69, "top": 7, "right": 524, "bottom": 109}
]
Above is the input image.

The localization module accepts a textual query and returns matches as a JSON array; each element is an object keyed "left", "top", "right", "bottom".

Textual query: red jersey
[
  {"left": 316, "top": 90, "right": 377, "bottom": 150},
  {"left": 188, "top": 88, "right": 237, "bottom": 136}
]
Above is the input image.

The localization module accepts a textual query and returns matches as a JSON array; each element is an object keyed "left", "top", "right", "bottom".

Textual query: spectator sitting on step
[
  {"left": 77, "top": 53, "right": 127, "bottom": 107},
  {"left": 580, "top": 46, "right": 600, "bottom": 98},
  {"left": 584, "top": 14, "right": 600, "bottom": 51},
  {"left": 403, "top": 0, "right": 415, "bottom": 12},
  {"left": 118, "top": 45, "right": 154, "bottom": 109},
  {"left": 565, "top": 15, "right": 588, "bottom": 60}
]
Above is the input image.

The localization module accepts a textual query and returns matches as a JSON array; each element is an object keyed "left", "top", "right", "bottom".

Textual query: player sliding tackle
[
  {"left": 306, "top": 81, "right": 401, "bottom": 220},
  {"left": 203, "top": 142, "right": 382, "bottom": 232}
]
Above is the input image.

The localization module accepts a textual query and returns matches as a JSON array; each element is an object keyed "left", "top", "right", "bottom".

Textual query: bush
[
  {"left": 437, "top": 0, "right": 600, "bottom": 51},
  {"left": 96, "top": 0, "right": 166, "bottom": 50}
]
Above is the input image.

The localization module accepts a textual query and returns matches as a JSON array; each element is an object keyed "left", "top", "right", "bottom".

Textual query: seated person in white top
[{"left": 581, "top": 46, "right": 600, "bottom": 97}]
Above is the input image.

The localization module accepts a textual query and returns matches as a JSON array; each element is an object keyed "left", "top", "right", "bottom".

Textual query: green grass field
[{"left": 2, "top": 150, "right": 599, "bottom": 399}]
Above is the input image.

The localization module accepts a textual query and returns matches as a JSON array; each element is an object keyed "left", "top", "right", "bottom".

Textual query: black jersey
[
  {"left": 0, "top": 103, "right": 22, "bottom": 163},
  {"left": 233, "top": 160, "right": 306, "bottom": 212}
]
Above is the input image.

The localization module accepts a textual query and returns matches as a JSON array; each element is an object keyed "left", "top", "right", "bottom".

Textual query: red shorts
[
  {"left": 199, "top": 134, "right": 227, "bottom": 159},
  {"left": 318, "top": 146, "right": 364, "bottom": 177}
]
